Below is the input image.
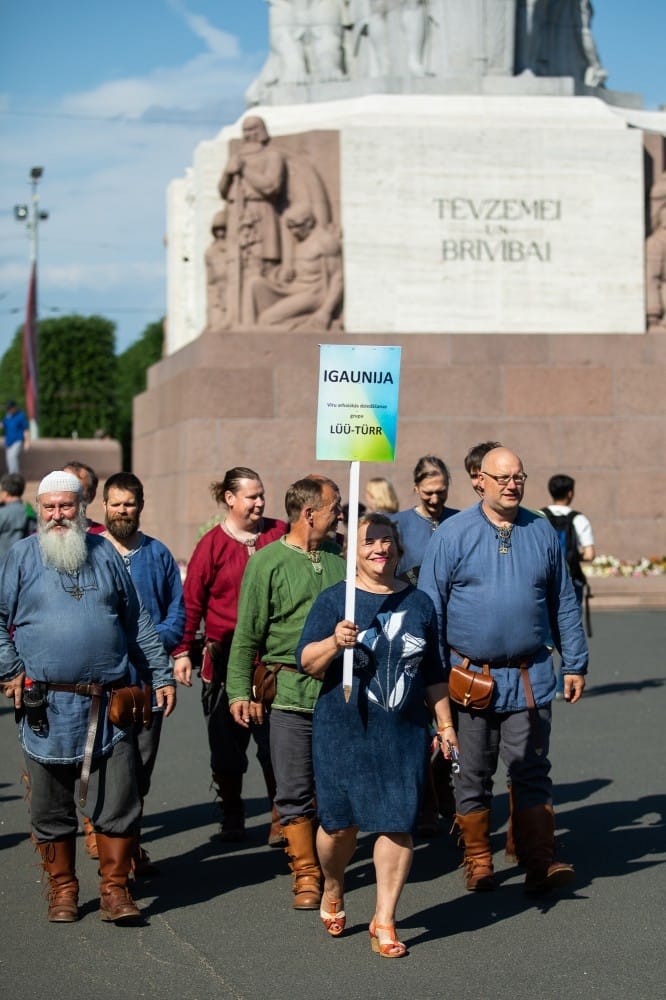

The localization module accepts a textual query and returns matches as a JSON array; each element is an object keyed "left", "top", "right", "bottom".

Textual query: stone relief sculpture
[
  {"left": 204, "top": 210, "right": 229, "bottom": 331},
  {"left": 213, "top": 117, "right": 342, "bottom": 331},
  {"left": 218, "top": 116, "right": 287, "bottom": 326},
  {"left": 646, "top": 175, "right": 666, "bottom": 333},
  {"left": 247, "top": 202, "right": 343, "bottom": 329}
]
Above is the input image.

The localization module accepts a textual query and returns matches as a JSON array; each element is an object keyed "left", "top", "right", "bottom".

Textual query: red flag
[{"left": 22, "top": 262, "right": 38, "bottom": 423}]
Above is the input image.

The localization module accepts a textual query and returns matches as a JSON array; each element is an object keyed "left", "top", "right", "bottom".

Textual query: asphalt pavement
[{"left": 1, "top": 609, "right": 664, "bottom": 1000}]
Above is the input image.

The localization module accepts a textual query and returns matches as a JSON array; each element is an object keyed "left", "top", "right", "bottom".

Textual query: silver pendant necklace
[
  {"left": 221, "top": 520, "right": 260, "bottom": 548},
  {"left": 61, "top": 572, "right": 84, "bottom": 600},
  {"left": 497, "top": 524, "right": 513, "bottom": 554}
]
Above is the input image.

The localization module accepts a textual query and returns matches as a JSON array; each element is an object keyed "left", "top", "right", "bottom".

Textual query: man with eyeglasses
[
  {"left": 0, "top": 471, "right": 175, "bottom": 926},
  {"left": 419, "top": 448, "right": 588, "bottom": 897}
]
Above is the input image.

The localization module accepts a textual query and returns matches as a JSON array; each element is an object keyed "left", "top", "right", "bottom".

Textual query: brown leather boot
[
  {"left": 82, "top": 816, "right": 99, "bottom": 859},
  {"left": 282, "top": 816, "right": 322, "bottom": 909},
  {"left": 213, "top": 773, "right": 245, "bottom": 842},
  {"left": 38, "top": 836, "right": 79, "bottom": 922},
  {"left": 96, "top": 833, "right": 142, "bottom": 923},
  {"left": 514, "top": 804, "right": 575, "bottom": 895},
  {"left": 455, "top": 810, "right": 497, "bottom": 891}
]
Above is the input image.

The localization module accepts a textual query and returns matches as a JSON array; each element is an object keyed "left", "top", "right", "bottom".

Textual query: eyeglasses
[{"left": 481, "top": 473, "right": 528, "bottom": 486}]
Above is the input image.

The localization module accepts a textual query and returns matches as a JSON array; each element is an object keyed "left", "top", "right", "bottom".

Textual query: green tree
[
  {"left": 116, "top": 319, "right": 164, "bottom": 468},
  {"left": 37, "top": 314, "right": 117, "bottom": 438},
  {"left": 0, "top": 327, "right": 25, "bottom": 408},
  {"left": 0, "top": 314, "right": 164, "bottom": 468}
]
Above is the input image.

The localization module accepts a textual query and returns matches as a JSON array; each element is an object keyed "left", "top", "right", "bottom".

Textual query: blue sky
[{"left": 0, "top": 0, "right": 663, "bottom": 355}]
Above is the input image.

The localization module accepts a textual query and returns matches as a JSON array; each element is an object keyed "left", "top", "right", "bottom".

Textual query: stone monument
[
  {"left": 141, "top": 1, "right": 666, "bottom": 562},
  {"left": 646, "top": 172, "right": 666, "bottom": 333},
  {"left": 247, "top": 1, "right": 616, "bottom": 104}
]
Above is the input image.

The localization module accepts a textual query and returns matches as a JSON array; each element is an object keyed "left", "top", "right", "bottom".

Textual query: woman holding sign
[{"left": 296, "top": 512, "right": 457, "bottom": 957}]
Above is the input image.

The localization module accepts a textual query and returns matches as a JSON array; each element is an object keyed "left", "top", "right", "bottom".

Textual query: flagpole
[{"left": 15, "top": 166, "right": 47, "bottom": 440}]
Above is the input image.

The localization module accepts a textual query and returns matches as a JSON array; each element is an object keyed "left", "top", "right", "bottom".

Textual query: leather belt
[
  {"left": 47, "top": 682, "right": 108, "bottom": 696},
  {"left": 460, "top": 654, "right": 537, "bottom": 669},
  {"left": 450, "top": 650, "right": 544, "bottom": 756},
  {"left": 47, "top": 681, "right": 119, "bottom": 807}
]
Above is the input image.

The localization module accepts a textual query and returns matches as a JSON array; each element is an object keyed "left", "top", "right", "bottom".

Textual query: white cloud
[
  {"left": 168, "top": 1, "right": 241, "bottom": 59},
  {"left": 60, "top": 53, "right": 254, "bottom": 119}
]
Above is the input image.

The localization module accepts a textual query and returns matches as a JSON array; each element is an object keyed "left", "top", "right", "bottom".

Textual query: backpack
[{"left": 541, "top": 508, "right": 586, "bottom": 585}]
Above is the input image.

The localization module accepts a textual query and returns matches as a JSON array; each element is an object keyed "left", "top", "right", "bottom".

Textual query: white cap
[{"left": 37, "top": 471, "right": 82, "bottom": 497}]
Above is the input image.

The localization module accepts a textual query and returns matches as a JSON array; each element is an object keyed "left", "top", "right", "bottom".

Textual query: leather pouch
[
  {"left": 448, "top": 659, "right": 495, "bottom": 710},
  {"left": 252, "top": 663, "right": 282, "bottom": 707},
  {"left": 108, "top": 685, "right": 147, "bottom": 727},
  {"left": 200, "top": 640, "right": 227, "bottom": 684}
]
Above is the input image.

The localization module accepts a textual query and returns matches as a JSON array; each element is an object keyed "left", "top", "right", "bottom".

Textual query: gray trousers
[
  {"left": 134, "top": 710, "right": 163, "bottom": 800},
  {"left": 269, "top": 708, "right": 315, "bottom": 825},
  {"left": 454, "top": 704, "right": 553, "bottom": 816},
  {"left": 24, "top": 736, "right": 142, "bottom": 842}
]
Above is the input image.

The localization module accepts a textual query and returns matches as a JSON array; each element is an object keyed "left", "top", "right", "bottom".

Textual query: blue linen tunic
[
  {"left": 0, "top": 534, "right": 172, "bottom": 764},
  {"left": 418, "top": 503, "right": 588, "bottom": 712},
  {"left": 120, "top": 534, "right": 185, "bottom": 656},
  {"left": 296, "top": 583, "right": 445, "bottom": 832},
  {"left": 393, "top": 505, "right": 459, "bottom": 581}
]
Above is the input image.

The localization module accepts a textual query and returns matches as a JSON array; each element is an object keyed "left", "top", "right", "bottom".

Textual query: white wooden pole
[{"left": 342, "top": 461, "right": 360, "bottom": 702}]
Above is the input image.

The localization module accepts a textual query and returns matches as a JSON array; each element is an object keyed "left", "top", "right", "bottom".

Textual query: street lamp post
[{"left": 14, "top": 166, "right": 48, "bottom": 439}]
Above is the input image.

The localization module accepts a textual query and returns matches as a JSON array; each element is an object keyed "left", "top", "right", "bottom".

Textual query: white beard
[{"left": 38, "top": 511, "right": 89, "bottom": 573}]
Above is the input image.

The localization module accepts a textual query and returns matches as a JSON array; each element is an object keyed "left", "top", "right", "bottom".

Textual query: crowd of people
[{"left": 0, "top": 444, "right": 593, "bottom": 956}]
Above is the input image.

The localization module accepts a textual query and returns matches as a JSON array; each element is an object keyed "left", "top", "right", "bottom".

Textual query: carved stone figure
[
  {"left": 247, "top": 202, "right": 343, "bottom": 330},
  {"left": 204, "top": 210, "right": 229, "bottom": 331},
  {"left": 533, "top": 1, "right": 607, "bottom": 86},
  {"left": 218, "top": 116, "right": 287, "bottom": 325},
  {"left": 402, "top": 0, "right": 429, "bottom": 75},
  {"left": 246, "top": 1, "right": 346, "bottom": 104},
  {"left": 646, "top": 199, "right": 666, "bottom": 333},
  {"left": 309, "top": 0, "right": 347, "bottom": 81},
  {"left": 515, "top": 0, "right": 548, "bottom": 75},
  {"left": 246, "top": 2, "right": 306, "bottom": 105},
  {"left": 431, "top": 0, "right": 516, "bottom": 78},
  {"left": 576, "top": 0, "right": 607, "bottom": 86},
  {"left": 349, "top": 0, "right": 429, "bottom": 78}
]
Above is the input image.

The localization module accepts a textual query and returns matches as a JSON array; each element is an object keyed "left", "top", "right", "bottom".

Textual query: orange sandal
[
  {"left": 369, "top": 918, "right": 408, "bottom": 958},
  {"left": 320, "top": 898, "right": 346, "bottom": 937}
]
